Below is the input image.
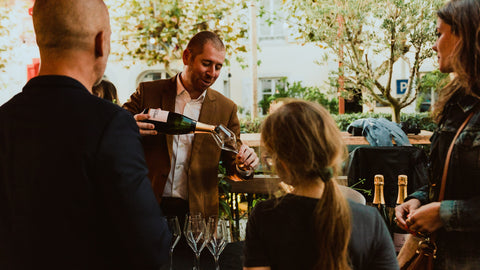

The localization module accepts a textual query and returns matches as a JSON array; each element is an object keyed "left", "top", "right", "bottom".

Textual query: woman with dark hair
[
  {"left": 395, "top": 0, "right": 480, "bottom": 268},
  {"left": 243, "top": 100, "right": 397, "bottom": 270},
  {"left": 92, "top": 79, "right": 120, "bottom": 105}
]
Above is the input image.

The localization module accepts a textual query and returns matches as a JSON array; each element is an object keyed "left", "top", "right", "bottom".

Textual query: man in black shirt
[{"left": 0, "top": 1, "right": 170, "bottom": 269}]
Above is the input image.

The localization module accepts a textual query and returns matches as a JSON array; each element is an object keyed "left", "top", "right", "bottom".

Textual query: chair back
[{"left": 338, "top": 185, "right": 366, "bottom": 205}]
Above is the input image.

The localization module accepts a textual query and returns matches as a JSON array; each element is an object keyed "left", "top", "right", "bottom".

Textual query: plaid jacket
[{"left": 408, "top": 93, "right": 480, "bottom": 269}]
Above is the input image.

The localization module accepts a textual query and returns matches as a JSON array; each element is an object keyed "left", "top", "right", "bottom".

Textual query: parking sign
[{"left": 397, "top": 79, "right": 408, "bottom": 95}]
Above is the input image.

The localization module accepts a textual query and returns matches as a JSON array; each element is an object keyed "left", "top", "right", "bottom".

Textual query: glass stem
[
  {"left": 214, "top": 255, "right": 220, "bottom": 270},
  {"left": 195, "top": 252, "right": 201, "bottom": 270},
  {"left": 169, "top": 249, "right": 173, "bottom": 270}
]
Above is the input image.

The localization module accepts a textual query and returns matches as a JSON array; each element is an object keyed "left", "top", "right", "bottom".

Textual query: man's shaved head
[{"left": 33, "top": 0, "right": 110, "bottom": 51}]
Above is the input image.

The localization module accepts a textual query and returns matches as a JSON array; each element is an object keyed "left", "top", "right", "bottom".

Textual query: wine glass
[
  {"left": 184, "top": 214, "right": 207, "bottom": 270},
  {"left": 212, "top": 124, "right": 238, "bottom": 154},
  {"left": 212, "top": 124, "right": 253, "bottom": 175},
  {"left": 206, "top": 216, "right": 229, "bottom": 270},
  {"left": 166, "top": 216, "right": 181, "bottom": 270}
]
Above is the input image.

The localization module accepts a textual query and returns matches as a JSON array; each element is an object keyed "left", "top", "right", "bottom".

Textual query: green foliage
[
  {"left": 240, "top": 111, "right": 436, "bottom": 134},
  {"left": 106, "top": 0, "right": 250, "bottom": 74},
  {"left": 283, "top": 0, "right": 444, "bottom": 122},
  {"left": 217, "top": 162, "right": 232, "bottom": 218},
  {"left": 349, "top": 178, "right": 372, "bottom": 197},
  {"left": 258, "top": 79, "right": 339, "bottom": 115},
  {"left": 399, "top": 112, "right": 437, "bottom": 132},
  {"left": 240, "top": 117, "right": 263, "bottom": 134},
  {"left": 332, "top": 111, "right": 436, "bottom": 131},
  {"left": 333, "top": 112, "right": 392, "bottom": 131},
  {"left": 415, "top": 70, "right": 450, "bottom": 111},
  {"left": 417, "top": 70, "right": 450, "bottom": 93}
]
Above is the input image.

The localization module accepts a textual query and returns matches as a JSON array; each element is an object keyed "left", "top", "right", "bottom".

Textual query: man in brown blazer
[{"left": 123, "top": 31, "right": 259, "bottom": 220}]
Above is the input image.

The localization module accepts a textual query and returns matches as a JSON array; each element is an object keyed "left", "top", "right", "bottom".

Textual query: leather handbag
[{"left": 397, "top": 110, "right": 476, "bottom": 270}]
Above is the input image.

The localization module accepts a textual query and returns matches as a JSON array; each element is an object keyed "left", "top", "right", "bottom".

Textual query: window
[
  {"left": 223, "top": 79, "right": 231, "bottom": 99},
  {"left": 259, "top": 77, "right": 286, "bottom": 114},
  {"left": 136, "top": 70, "right": 172, "bottom": 85},
  {"left": 259, "top": 0, "right": 285, "bottom": 41}
]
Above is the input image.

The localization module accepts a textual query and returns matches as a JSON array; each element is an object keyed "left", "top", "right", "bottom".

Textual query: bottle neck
[
  {"left": 373, "top": 184, "right": 385, "bottom": 205},
  {"left": 396, "top": 184, "right": 407, "bottom": 205},
  {"left": 195, "top": 121, "right": 216, "bottom": 133}
]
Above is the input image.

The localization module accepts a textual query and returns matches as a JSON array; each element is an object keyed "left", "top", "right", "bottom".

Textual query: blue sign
[{"left": 397, "top": 79, "right": 408, "bottom": 95}]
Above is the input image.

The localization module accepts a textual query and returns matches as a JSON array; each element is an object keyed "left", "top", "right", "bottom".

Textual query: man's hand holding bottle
[{"left": 134, "top": 113, "right": 157, "bottom": 136}]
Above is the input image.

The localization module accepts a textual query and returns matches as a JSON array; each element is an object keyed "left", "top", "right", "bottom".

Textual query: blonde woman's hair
[{"left": 261, "top": 100, "right": 352, "bottom": 270}]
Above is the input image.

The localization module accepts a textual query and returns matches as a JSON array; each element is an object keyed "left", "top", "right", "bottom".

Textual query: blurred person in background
[{"left": 92, "top": 79, "right": 120, "bottom": 105}]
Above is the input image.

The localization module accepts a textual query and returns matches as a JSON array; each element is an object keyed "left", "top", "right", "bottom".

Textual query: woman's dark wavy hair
[{"left": 434, "top": 0, "right": 480, "bottom": 121}]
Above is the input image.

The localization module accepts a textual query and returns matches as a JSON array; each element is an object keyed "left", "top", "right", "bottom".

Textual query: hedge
[{"left": 240, "top": 112, "right": 437, "bottom": 133}]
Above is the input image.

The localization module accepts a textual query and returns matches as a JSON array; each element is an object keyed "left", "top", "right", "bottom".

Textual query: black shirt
[{"left": 243, "top": 193, "right": 398, "bottom": 270}]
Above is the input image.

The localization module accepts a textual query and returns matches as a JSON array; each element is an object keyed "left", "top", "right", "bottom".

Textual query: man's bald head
[{"left": 33, "top": 0, "right": 110, "bottom": 52}]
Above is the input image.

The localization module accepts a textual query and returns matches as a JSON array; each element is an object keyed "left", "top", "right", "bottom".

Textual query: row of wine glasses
[{"left": 166, "top": 214, "right": 229, "bottom": 270}]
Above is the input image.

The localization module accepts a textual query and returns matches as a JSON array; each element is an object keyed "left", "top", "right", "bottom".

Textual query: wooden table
[
  {"left": 224, "top": 174, "right": 348, "bottom": 194},
  {"left": 240, "top": 130, "right": 433, "bottom": 147},
  {"left": 225, "top": 174, "right": 281, "bottom": 194}
]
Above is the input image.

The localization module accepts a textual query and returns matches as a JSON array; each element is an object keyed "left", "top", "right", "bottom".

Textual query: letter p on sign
[{"left": 397, "top": 79, "right": 408, "bottom": 95}]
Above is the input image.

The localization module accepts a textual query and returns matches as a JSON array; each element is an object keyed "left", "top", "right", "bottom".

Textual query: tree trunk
[{"left": 391, "top": 105, "right": 401, "bottom": 123}]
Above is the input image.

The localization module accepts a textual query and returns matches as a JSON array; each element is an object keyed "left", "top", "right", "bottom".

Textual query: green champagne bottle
[
  {"left": 144, "top": 108, "right": 253, "bottom": 175},
  {"left": 372, "top": 174, "right": 390, "bottom": 228},
  {"left": 144, "top": 108, "right": 216, "bottom": 134},
  {"left": 392, "top": 175, "right": 409, "bottom": 253}
]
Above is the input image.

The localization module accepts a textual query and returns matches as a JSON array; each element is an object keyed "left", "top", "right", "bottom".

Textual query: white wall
[{"left": 221, "top": 39, "right": 334, "bottom": 116}]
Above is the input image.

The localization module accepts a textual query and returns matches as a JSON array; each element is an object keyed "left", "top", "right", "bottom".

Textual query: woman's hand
[
  {"left": 406, "top": 202, "right": 444, "bottom": 235},
  {"left": 395, "top": 199, "right": 421, "bottom": 230}
]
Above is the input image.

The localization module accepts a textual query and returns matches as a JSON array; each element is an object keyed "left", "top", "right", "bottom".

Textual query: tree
[
  {"left": 106, "top": 0, "right": 250, "bottom": 76},
  {"left": 415, "top": 70, "right": 450, "bottom": 111},
  {"left": 283, "top": 0, "right": 444, "bottom": 122},
  {"left": 0, "top": 4, "right": 12, "bottom": 73}
]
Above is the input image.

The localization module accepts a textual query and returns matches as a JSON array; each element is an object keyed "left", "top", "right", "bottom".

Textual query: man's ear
[
  {"left": 182, "top": 49, "right": 191, "bottom": 65},
  {"left": 94, "top": 31, "right": 105, "bottom": 58}
]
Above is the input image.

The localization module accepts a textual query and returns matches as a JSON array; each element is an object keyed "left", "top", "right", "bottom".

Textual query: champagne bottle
[
  {"left": 144, "top": 108, "right": 253, "bottom": 175},
  {"left": 144, "top": 108, "right": 216, "bottom": 134},
  {"left": 372, "top": 174, "right": 390, "bottom": 229},
  {"left": 392, "top": 175, "right": 409, "bottom": 253}
]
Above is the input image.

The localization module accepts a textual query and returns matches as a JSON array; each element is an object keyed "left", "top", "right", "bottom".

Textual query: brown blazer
[{"left": 123, "top": 75, "right": 240, "bottom": 217}]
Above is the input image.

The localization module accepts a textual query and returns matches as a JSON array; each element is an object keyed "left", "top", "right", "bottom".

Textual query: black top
[
  {"left": 0, "top": 76, "right": 171, "bottom": 270},
  {"left": 243, "top": 194, "right": 398, "bottom": 270}
]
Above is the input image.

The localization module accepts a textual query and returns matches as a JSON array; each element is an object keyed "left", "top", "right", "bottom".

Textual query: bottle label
[
  {"left": 393, "top": 232, "right": 409, "bottom": 252},
  {"left": 148, "top": 108, "right": 168, "bottom": 123}
]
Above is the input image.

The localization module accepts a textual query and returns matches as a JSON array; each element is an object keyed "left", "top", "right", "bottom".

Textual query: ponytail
[{"left": 313, "top": 179, "right": 352, "bottom": 270}]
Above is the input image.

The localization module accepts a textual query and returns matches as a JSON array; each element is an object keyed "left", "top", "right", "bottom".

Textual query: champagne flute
[
  {"left": 206, "top": 216, "right": 229, "bottom": 270},
  {"left": 184, "top": 214, "right": 207, "bottom": 270},
  {"left": 166, "top": 216, "right": 181, "bottom": 270},
  {"left": 212, "top": 124, "right": 253, "bottom": 175},
  {"left": 212, "top": 124, "right": 238, "bottom": 154}
]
